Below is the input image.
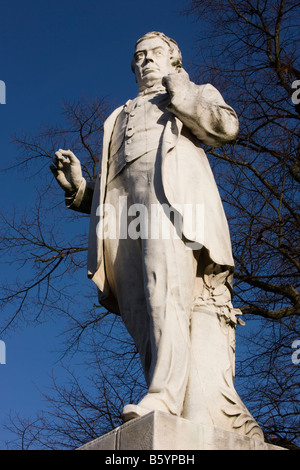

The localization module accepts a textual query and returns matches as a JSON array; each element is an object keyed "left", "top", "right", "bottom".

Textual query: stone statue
[{"left": 51, "top": 32, "right": 264, "bottom": 441}]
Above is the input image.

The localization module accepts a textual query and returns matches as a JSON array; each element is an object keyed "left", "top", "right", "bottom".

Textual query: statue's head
[{"left": 131, "top": 31, "right": 183, "bottom": 89}]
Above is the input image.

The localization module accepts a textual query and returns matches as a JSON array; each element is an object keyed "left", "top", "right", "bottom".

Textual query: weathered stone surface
[
  {"left": 52, "top": 32, "right": 266, "bottom": 439},
  {"left": 78, "top": 411, "right": 285, "bottom": 451}
]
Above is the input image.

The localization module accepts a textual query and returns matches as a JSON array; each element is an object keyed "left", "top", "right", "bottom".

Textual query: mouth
[{"left": 142, "top": 68, "right": 158, "bottom": 76}]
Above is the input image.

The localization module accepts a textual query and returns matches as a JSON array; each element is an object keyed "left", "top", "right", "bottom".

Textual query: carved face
[{"left": 132, "top": 37, "right": 175, "bottom": 89}]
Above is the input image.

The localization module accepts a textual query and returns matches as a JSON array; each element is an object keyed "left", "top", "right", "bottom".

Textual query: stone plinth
[{"left": 77, "top": 411, "right": 285, "bottom": 451}]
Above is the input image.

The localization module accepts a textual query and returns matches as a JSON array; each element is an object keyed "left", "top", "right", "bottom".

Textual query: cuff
[{"left": 65, "top": 178, "right": 86, "bottom": 209}]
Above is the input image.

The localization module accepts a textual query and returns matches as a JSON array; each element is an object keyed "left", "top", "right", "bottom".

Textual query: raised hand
[
  {"left": 50, "top": 149, "right": 83, "bottom": 194},
  {"left": 162, "top": 68, "right": 190, "bottom": 99}
]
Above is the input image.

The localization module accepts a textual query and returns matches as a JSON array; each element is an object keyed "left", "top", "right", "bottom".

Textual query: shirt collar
[{"left": 138, "top": 84, "right": 167, "bottom": 96}]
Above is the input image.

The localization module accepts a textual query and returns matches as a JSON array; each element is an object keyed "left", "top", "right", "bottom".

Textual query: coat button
[{"left": 126, "top": 128, "right": 134, "bottom": 138}]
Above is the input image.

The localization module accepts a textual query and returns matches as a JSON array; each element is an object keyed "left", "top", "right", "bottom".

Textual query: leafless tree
[
  {"left": 1, "top": 98, "right": 147, "bottom": 449},
  {"left": 1, "top": 98, "right": 109, "bottom": 337},
  {"left": 1, "top": 0, "right": 299, "bottom": 448},
  {"left": 3, "top": 315, "right": 146, "bottom": 450},
  {"left": 185, "top": 0, "right": 300, "bottom": 448}
]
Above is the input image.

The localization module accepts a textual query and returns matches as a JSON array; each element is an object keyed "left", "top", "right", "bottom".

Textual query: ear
[{"left": 171, "top": 59, "right": 183, "bottom": 72}]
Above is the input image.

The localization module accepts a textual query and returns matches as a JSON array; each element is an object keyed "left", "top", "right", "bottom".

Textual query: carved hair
[{"left": 131, "top": 31, "right": 183, "bottom": 73}]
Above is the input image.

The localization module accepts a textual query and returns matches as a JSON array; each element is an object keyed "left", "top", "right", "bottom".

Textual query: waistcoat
[{"left": 107, "top": 88, "right": 171, "bottom": 182}]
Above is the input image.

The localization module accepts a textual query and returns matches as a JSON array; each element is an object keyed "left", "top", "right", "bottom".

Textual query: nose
[{"left": 145, "top": 51, "right": 154, "bottom": 63}]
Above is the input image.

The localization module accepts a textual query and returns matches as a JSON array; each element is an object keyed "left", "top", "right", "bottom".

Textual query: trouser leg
[
  {"left": 104, "top": 207, "right": 198, "bottom": 415},
  {"left": 139, "top": 236, "right": 197, "bottom": 416},
  {"left": 104, "top": 158, "right": 198, "bottom": 416},
  {"left": 103, "top": 219, "right": 153, "bottom": 386}
]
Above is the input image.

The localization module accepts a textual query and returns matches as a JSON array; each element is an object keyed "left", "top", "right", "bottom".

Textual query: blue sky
[{"left": 0, "top": 0, "right": 202, "bottom": 448}]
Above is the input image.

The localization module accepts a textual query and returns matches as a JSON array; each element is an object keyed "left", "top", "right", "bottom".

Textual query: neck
[{"left": 138, "top": 82, "right": 166, "bottom": 94}]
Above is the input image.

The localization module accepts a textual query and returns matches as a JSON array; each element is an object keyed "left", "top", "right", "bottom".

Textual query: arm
[
  {"left": 65, "top": 178, "right": 95, "bottom": 214},
  {"left": 163, "top": 69, "right": 239, "bottom": 147},
  {"left": 50, "top": 149, "right": 94, "bottom": 215}
]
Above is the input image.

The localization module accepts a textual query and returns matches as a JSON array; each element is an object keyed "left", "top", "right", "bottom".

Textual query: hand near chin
[{"left": 162, "top": 68, "right": 190, "bottom": 99}]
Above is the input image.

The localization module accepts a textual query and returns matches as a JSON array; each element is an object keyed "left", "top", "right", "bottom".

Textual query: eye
[{"left": 134, "top": 52, "right": 145, "bottom": 62}]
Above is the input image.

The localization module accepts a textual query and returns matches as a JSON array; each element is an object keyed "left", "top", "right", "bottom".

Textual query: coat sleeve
[
  {"left": 166, "top": 82, "right": 239, "bottom": 147},
  {"left": 65, "top": 178, "right": 95, "bottom": 214},
  {"left": 64, "top": 105, "right": 124, "bottom": 215}
]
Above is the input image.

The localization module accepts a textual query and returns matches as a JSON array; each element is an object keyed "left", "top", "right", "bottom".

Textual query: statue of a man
[{"left": 51, "top": 32, "right": 264, "bottom": 440}]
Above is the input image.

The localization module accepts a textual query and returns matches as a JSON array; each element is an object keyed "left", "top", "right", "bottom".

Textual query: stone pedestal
[{"left": 77, "top": 411, "right": 285, "bottom": 451}]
